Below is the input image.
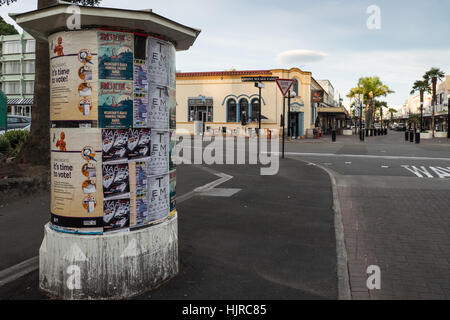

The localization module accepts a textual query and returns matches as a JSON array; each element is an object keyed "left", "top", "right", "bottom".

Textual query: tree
[
  {"left": 374, "top": 100, "right": 387, "bottom": 126},
  {"left": 388, "top": 108, "right": 397, "bottom": 123},
  {"left": 410, "top": 79, "right": 431, "bottom": 131},
  {"left": 0, "top": 0, "right": 101, "bottom": 167},
  {"left": 423, "top": 67, "right": 445, "bottom": 137},
  {"left": 0, "top": 16, "right": 18, "bottom": 35},
  {"left": 347, "top": 77, "right": 394, "bottom": 129}
]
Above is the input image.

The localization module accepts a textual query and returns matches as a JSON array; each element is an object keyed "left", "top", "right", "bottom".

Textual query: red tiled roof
[{"left": 176, "top": 70, "right": 272, "bottom": 77}]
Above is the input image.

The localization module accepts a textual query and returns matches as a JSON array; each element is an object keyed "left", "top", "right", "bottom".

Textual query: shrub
[
  {"left": 0, "top": 135, "right": 11, "bottom": 154},
  {"left": 4, "top": 130, "right": 29, "bottom": 150}
]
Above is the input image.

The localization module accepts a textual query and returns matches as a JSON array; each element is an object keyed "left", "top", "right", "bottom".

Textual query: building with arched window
[{"left": 176, "top": 68, "right": 346, "bottom": 137}]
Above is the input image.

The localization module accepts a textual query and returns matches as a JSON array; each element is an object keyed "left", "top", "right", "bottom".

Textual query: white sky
[{"left": 2, "top": 0, "right": 450, "bottom": 110}]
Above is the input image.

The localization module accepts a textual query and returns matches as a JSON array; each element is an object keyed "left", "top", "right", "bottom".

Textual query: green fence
[{"left": 0, "top": 91, "right": 6, "bottom": 131}]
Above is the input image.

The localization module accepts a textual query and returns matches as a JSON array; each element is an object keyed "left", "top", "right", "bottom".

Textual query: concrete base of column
[{"left": 39, "top": 215, "right": 178, "bottom": 300}]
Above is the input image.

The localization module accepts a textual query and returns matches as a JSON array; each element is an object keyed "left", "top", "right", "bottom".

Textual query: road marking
[
  {"left": 401, "top": 165, "right": 450, "bottom": 178},
  {"left": 345, "top": 162, "right": 352, "bottom": 165},
  {"left": 0, "top": 256, "right": 39, "bottom": 287},
  {"left": 275, "top": 152, "right": 450, "bottom": 162},
  {"left": 381, "top": 166, "right": 389, "bottom": 169}
]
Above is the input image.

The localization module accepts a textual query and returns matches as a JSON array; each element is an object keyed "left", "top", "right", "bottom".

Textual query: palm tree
[
  {"left": 424, "top": 67, "right": 445, "bottom": 137},
  {"left": 348, "top": 77, "right": 394, "bottom": 129},
  {"left": 374, "top": 100, "right": 387, "bottom": 127},
  {"left": 388, "top": 108, "right": 397, "bottom": 123},
  {"left": 410, "top": 79, "right": 431, "bottom": 132}
]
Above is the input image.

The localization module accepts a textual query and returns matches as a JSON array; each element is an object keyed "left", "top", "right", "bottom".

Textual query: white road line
[
  {"left": 0, "top": 256, "right": 39, "bottom": 288},
  {"left": 272, "top": 152, "right": 450, "bottom": 161}
]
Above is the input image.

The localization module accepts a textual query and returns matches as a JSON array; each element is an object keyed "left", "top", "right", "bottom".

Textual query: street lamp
[{"left": 255, "top": 82, "right": 265, "bottom": 133}]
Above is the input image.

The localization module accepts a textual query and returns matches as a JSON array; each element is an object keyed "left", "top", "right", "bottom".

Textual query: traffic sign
[{"left": 276, "top": 79, "right": 295, "bottom": 97}]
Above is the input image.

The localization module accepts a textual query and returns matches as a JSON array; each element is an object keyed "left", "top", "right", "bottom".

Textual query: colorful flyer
[
  {"left": 133, "top": 94, "right": 149, "bottom": 128},
  {"left": 134, "top": 59, "right": 148, "bottom": 94},
  {"left": 99, "top": 81, "right": 134, "bottom": 128},
  {"left": 129, "top": 161, "right": 150, "bottom": 228},
  {"left": 148, "top": 37, "right": 170, "bottom": 87},
  {"left": 103, "top": 199, "right": 130, "bottom": 233},
  {"left": 149, "top": 84, "right": 169, "bottom": 130},
  {"left": 50, "top": 128, "right": 103, "bottom": 232},
  {"left": 49, "top": 30, "right": 98, "bottom": 121},
  {"left": 98, "top": 31, "right": 134, "bottom": 80},
  {"left": 148, "top": 174, "right": 169, "bottom": 224},
  {"left": 148, "top": 130, "right": 169, "bottom": 175}
]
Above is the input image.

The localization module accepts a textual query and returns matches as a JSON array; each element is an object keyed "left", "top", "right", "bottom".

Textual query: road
[
  {"left": 0, "top": 130, "right": 449, "bottom": 300},
  {"left": 0, "top": 156, "right": 338, "bottom": 300}
]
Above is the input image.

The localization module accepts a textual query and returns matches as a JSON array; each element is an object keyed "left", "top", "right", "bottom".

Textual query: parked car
[
  {"left": 396, "top": 123, "right": 406, "bottom": 131},
  {"left": 0, "top": 116, "right": 31, "bottom": 134}
]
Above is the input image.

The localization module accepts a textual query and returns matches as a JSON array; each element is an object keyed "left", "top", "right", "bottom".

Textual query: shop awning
[{"left": 7, "top": 98, "right": 33, "bottom": 106}]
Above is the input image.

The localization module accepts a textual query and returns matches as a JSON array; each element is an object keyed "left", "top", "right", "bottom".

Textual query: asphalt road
[{"left": 0, "top": 158, "right": 338, "bottom": 300}]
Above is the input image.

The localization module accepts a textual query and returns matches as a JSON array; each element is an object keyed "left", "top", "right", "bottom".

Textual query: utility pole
[{"left": 282, "top": 96, "right": 286, "bottom": 158}]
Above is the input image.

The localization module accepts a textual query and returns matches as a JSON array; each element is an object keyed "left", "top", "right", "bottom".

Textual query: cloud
[{"left": 276, "top": 49, "right": 329, "bottom": 65}]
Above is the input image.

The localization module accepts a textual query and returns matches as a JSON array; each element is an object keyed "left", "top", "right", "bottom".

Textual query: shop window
[
  {"left": 251, "top": 98, "right": 260, "bottom": 123},
  {"left": 227, "top": 99, "right": 237, "bottom": 122}
]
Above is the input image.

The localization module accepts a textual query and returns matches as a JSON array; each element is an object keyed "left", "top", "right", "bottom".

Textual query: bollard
[
  {"left": 366, "top": 129, "right": 369, "bottom": 137},
  {"left": 384, "top": 128, "right": 388, "bottom": 135},
  {"left": 13, "top": 4, "right": 200, "bottom": 300},
  {"left": 415, "top": 132, "right": 421, "bottom": 144},
  {"left": 410, "top": 131, "right": 415, "bottom": 142},
  {"left": 370, "top": 129, "right": 373, "bottom": 136},
  {"left": 405, "top": 131, "right": 409, "bottom": 141},
  {"left": 332, "top": 129, "right": 337, "bottom": 142},
  {"left": 374, "top": 128, "right": 377, "bottom": 136}
]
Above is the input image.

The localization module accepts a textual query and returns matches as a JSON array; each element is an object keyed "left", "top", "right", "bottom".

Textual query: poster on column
[
  {"left": 99, "top": 81, "right": 134, "bottom": 128},
  {"left": 149, "top": 84, "right": 169, "bottom": 130},
  {"left": 169, "top": 88, "right": 176, "bottom": 130},
  {"left": 168, "top": 43, "right": 176, "bottom": 89},
  {"left": 148, "top": 174, "right": 169, "bottom": 224},
  {"left": 50, "top": 128, "right": 103, "bottom": 232},
  {"left": 148, "top": 37, "right": 170, "bottom": 87},
  {"left": 49, "top": 31, "right": 98, "bottom": 121},
  {"left": 129, "top": 161, "right": 150, "bottom": 228},
  {"left": 148, "top": 130, "right": 169, "bottom": 175},
  {"left": 98, "top": 31, "right": 134, "bottom": 80},
  {"left": 169, "top": 169, "right": 176, "bottom": 215}
]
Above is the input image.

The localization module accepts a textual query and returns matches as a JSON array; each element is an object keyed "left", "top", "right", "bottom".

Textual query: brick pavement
[{"left": 338, "top": 186, "right": 450, "bottom": 300}]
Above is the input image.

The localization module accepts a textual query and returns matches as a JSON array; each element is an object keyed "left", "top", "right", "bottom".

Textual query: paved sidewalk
[{"left": 338, "top": 182, "right": 450, "bottom": 300}]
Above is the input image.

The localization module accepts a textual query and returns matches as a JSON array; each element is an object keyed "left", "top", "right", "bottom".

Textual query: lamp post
[{"left": 254, "top": 82, "right": 265, "bottom": 136}]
